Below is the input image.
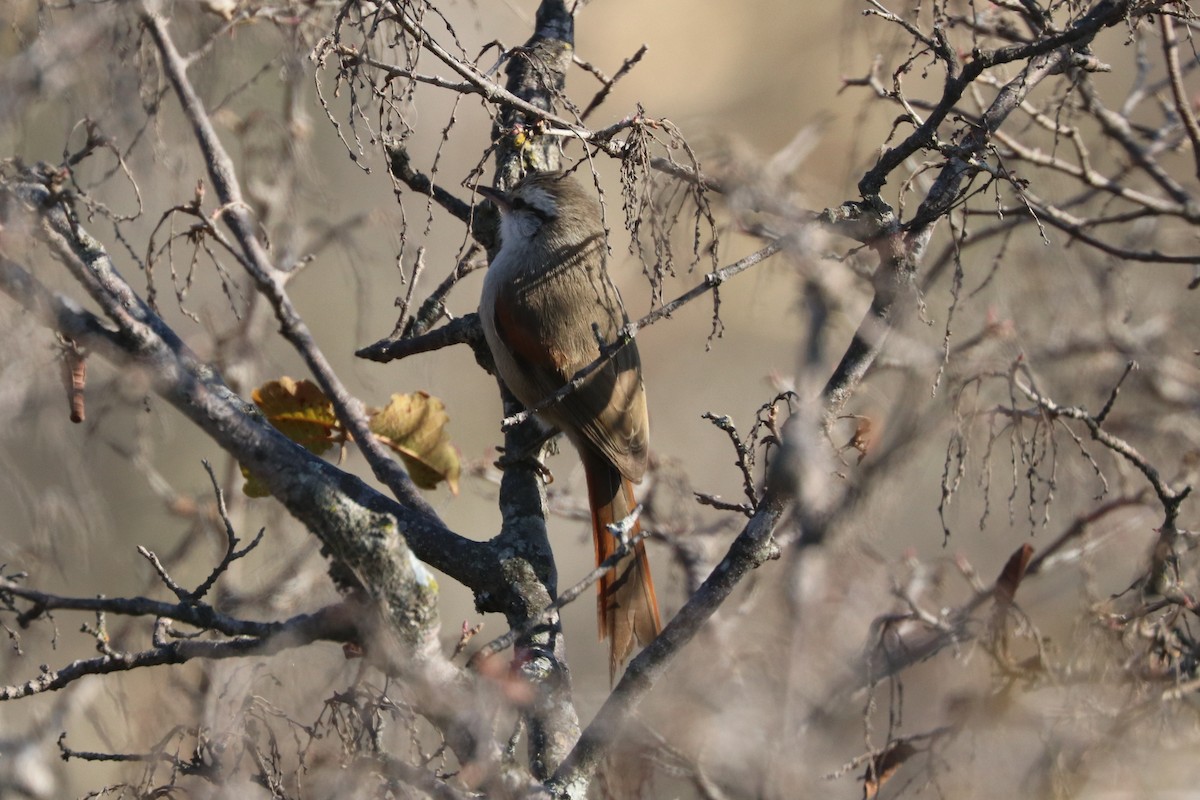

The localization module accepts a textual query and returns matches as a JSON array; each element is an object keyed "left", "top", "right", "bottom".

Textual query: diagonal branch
[
  {"left": 548, "top": 445, "right": 795, "bottom": 797},
  {"left": 141, "top": 9, "right": 431, "bottom": 515},
  {"left": 0, "top": 193, "right": 489, "bottom": 638},
  {"left": 1160, "top": 14, "right": 1200, "bottom": 181},
  {"left": 858, "top": 0, "right": 1144, "bottom": 197}
]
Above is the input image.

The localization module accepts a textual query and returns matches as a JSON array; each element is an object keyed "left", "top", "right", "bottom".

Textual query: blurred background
[{"left": 3, "top": 1, "right": 1199, "bottom": 797}]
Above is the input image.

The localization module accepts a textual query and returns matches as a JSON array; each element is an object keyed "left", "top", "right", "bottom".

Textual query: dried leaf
[
  {"left": 252, "top": 377, "right": 340, "bottom": 454},
  {"left": 995, "top": 543, "right": 1035, "bottom": 609},
  {"left": 849, "top": 416, "right": 875, "bottom": 463},
  {"left": 239, "top": 464, "right": 271, "bottom": 499},
  {"left": 240, "top": 381, "right": 459, "bottom": 497},
  {"left": 370, "top": 391, "right": 461, "bottom": 494},
  {"left": 242, "top": 377, "right": 340, "bottom": 496},
  {"left": 862, "top": 741, "right": 916, "bottom": 799}
]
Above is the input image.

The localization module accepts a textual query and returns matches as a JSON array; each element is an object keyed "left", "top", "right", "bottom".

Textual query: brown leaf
[
  {"left": 58, "top": 337, "right": 87, "bottom": 424},
  {"left": 838, "top": 414, "right": 876, "bottom": 463},
  {"left": 849, "top": 416, "right": 874, "bottom": 463},
  {"left": 862, "top": 741, "right": 917, "bottom": 799},
  {"left": 994, "top": 543, "right": 1035, "bottom": 609}
]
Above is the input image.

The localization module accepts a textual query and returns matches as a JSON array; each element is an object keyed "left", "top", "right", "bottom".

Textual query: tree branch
[
  {"left": 0, "top": 602, "right": 355, "bottom": 700},
  {"left": 141, "top": 8, "right": 434, "bottom": 515},
  {"left": 2, "top": 176, "right": 488, "bottom": 609}
]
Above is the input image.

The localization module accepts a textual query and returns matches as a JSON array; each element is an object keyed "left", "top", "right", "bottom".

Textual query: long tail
[{"left": 582, "top": 449, "right": 662, "bottom": 681}]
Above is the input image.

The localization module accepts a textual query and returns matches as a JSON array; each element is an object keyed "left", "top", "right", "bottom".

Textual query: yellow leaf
[
  {"left": 239, "top": 463, "right": 271, "bottom": 498},
  {"left": 251, "top": 377, "right": 339, "bottom": 455},
  {"left": 240, "top": 380, "right": 459, "bottom": 498},
  {"left": 371, "top": 392, "right": 461, "bottom": 494},
  {"left": 240, "top": 377, "right": 340, "bottom": 497}
]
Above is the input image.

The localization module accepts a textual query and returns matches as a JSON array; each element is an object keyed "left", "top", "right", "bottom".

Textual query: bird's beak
[{"left": 475, "top": 184, "right": 510, "bottom": 210}]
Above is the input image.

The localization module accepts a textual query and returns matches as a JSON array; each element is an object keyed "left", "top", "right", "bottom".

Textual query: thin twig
[
  {"left": 142, "top": 9, "right": 435, "bottom": 514},
  {"left": 502, "top": 238, "right": 788, "bottom": 430},
  {"left": 0, "top": 599, "right": 355, "bottom": 700}
]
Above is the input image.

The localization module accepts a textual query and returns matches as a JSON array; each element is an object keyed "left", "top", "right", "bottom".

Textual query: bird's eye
[{"left": 509, "top": 197, "right": 527, "bottom": 210}]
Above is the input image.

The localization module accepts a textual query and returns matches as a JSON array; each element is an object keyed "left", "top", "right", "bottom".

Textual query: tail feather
[{"left": 583, "top": 450, "right": 662, "bottom": 681}]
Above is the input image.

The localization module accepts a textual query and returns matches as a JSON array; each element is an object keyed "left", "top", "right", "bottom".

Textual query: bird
[{"left": 477, "top": 170, "right": 662, "bottom": 679}]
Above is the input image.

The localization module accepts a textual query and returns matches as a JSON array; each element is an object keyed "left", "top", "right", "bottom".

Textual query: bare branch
[
  {"left": 0, "top": 597, "right": 355, "bottom": 700},
  {"left": 1160, "top": 14, "right": 1200, "bottom": 180},
  {"left": 501, "top": 238, "right": 789, "bottom": 431},
  {"left": 466, "top": 526, "right": 655, "bottom": 670},
  {"left": 141, "top": 9, "right": 433, "bottom": 513}
]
